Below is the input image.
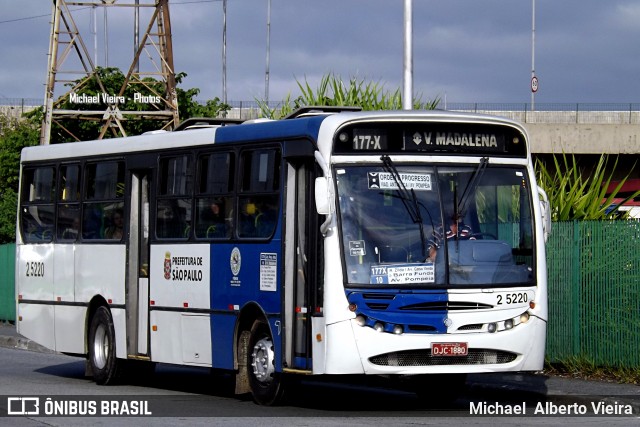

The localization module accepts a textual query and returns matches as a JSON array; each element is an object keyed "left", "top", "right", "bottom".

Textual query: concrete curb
[{"left": 0, "top": 333, "right": 56, "bottom": 354}]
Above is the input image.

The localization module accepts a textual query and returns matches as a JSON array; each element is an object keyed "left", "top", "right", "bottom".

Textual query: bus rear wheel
[
  {"left": 247, "top": 320, "right": 285, "bottom": 405},
  {"left": 88, "top": 306, "right": 122, "bottom": 385}
]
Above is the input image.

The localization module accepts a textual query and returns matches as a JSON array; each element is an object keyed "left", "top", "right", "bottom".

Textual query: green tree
[
  {"left": 0, "top": 114, "right": 39, "bottom": 243},
  {"left": 259, "top": 73, "right": 440, "bottom": 119},
  {"left": 535, "top": 153, "right": 640, "bottom": 220}
]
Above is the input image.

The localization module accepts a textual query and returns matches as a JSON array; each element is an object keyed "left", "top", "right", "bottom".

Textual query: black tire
[
  {"left": 247, "top": 320, "right": 285, "bottom": 405},
  {"left": 88, "top": 306, "right": 123, "bottom": 385}
]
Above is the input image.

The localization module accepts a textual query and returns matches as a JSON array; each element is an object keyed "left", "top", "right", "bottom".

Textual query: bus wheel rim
[
  {"left": 251, "top": 337, "right": 275, "bottom": 384},
  {"left": 93, "top": 323, "right": 109, "bottom": 370}
]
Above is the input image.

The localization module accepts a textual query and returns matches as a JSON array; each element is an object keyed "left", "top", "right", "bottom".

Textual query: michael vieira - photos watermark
[{"left": 69, "top": 92, "right": 161, "bottom": 104}]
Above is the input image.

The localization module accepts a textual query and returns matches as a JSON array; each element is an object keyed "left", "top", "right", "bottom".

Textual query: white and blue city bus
[{"left": 16, "top": 108, "right": 550, "bottom": 405}]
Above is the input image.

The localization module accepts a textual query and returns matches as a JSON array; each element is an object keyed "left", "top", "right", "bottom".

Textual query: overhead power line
[{"left": 0, "top": 0, "right": 223, "bottom": 26}]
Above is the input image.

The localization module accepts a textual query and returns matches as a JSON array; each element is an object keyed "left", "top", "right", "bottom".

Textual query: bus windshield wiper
[
  {"left": 457, "top": 157, "right": 488, "bottom": 218},
  {"left": 380, "top": 155, "right": 427, "bottom": 259}
]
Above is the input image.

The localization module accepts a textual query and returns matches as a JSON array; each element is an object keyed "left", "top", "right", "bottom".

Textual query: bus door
[
  {"left": 125, "top": 169, "right": 151, "bottom": 358},
  {"left": 283, "top": 161, "right": 320, "bottom": 370}
]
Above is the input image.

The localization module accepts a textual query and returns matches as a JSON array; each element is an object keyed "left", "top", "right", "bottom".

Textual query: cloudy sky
[{"left": 1, "top": 0, "right": 639, "bottom": 106}]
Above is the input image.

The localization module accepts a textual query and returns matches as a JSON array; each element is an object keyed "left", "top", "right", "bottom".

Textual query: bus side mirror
[
  {"left": 537, "top": 186, "right": 551, "bottom": 243},
  {"left": 315, "top": 177, "right": 331, "bottom": 215}
]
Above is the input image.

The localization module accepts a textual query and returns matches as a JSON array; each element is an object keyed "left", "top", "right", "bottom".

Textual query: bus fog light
[
  {"left": 392, "top": 325, "right": 403, "bottom": 335},
  {"left": 504, "top": 319, "right": 514, "bottom": 330},
  {"left": 355, "top": 315, "right": 367, "bottom": 326},
  {"left": 487, "top": 323, "right": 497, "bottom": 333},
  {"left": 374, "top": 322, "right": 385, "bottom": 332},
  {"left": 520, "top": 312, "right": 530, "bottom": 324}
]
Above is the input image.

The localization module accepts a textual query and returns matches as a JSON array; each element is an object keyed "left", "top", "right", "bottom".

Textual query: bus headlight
[
  {"left": 355, "top": 315, "right": 367, "bottom": 327},
  {"left": 504, "top": 319, "right": 514, "bottom": 330},
  {"left": 520, "top": 312, "right": 530, "bottom": 324},
  {"left": 487, "top": 323, "right": 497, "bottom": 333},
  {"left": 374, "top": 322, "right": 385, "bottom": 332},
  {"left": 392, "top": 325, "right": 404, "bottom": 335}
]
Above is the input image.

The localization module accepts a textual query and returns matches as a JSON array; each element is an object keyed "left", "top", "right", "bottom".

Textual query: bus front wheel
[
  {"left": 247, "top": 320, "right": 285, "bottom": 405},
  {"left": 88, "top": 306, "right": 122, "bottom": 385}
]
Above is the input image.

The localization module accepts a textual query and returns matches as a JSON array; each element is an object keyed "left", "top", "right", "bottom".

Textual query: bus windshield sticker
[
  {"left": 368, "top": 172, "right": 432, "bottom": 191},
  {"left": 370, "top": 263, "right": 435, "bottom": 284},
  {"left": 349, "top": 240, "right": 366, "bottom": 256}
]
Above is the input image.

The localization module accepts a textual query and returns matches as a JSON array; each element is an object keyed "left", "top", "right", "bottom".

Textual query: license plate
[{"left": 431, "top": 342, "right": 468, "bottom": 356}]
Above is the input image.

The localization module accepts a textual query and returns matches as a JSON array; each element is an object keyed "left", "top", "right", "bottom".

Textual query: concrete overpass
[{"left": 445, "top": 106, "right": 640, "bottom": 155}]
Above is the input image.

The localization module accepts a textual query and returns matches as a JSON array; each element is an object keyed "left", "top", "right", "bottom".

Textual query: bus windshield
[{"left": 336, "top": 163, "right": 535, "bottom": 288}]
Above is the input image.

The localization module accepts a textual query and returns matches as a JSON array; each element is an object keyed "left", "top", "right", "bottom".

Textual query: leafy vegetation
[
  {"left": 535, "top": 153, "right": 640, "bottom": 220},
  {"left": 0, "top": 114, "right": 39, "bottom": 242},
  {"left": 258, "top": 73, "right": 440, "bottom": 119}
]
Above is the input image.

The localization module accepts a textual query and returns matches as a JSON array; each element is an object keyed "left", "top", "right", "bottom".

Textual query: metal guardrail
[
  {"left": 446, "top": 103, "right": 640, "bottom": 125},
  {"left": 3, "top": 98, "right": 640, "bottom": 124}
]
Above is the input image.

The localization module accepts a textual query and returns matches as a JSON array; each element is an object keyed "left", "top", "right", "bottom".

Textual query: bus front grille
[{"left": 369, "top": 349, "right": 517, "bottom": 367}]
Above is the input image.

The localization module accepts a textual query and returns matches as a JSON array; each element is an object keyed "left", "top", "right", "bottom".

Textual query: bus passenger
[
  {"left": 199, "top": 199, "right": 227, "bottom": 238},
  {"left": 105, "top": 209, "right": 124, "bottom": 239},
  {"left": 238, "top": 199, "right": 258, "bottom": 237}
]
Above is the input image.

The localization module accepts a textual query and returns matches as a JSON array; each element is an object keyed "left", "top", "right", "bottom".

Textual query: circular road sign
[{"left": 531, "top": 76, "right": 539, "bottom": 93}]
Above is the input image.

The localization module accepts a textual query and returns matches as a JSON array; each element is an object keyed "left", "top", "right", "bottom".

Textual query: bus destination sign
[
  {"left": 352, "top": 128, "right": 388, "bottom": 151},
  {"left": 334, "top": 122, "right": 526, "bottom": 157},
  {"left": 404, "top": 130, "right": 504, "bottom": 152}
]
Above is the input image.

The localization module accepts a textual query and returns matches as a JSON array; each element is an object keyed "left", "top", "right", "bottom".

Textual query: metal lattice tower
[{"left": 41, "top": 0, "right": 179, "bottom": 144}]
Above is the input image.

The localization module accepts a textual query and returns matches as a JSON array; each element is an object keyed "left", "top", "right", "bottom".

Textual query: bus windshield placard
[{"left": 334, "top": 122, "right": 527, "bottom": 157}]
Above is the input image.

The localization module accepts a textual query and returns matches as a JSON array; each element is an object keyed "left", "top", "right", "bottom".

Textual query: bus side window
[
  {"left": 20, "top": 167, "right": 56, "bottom": 243},
  {"left": 57, "top": 164, "right": 81, "bottom": 241},
  {"left": 157, "top": 155, "right": 193, "bottom": 239},
  {"left": 83, "top": 161, "right": 125, "bottom": 240},
  {"left": 237, "top": 149, "right": 280, "bottom": 239},
  {"left": 195, "top": 152, "right": 234, "bottom": 239}
]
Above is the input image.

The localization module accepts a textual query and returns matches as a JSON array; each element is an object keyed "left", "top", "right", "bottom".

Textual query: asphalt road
[{"left": 0, "top": 322, "right": 639, "bottom": 426}]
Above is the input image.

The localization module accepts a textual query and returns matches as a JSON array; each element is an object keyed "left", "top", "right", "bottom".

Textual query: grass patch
[{"left": 545, "top": 357, "right": 640, "bottom": 385}]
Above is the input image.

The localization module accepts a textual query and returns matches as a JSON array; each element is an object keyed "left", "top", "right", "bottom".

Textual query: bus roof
[{"left": 20, "top": 110, "right": 527, "bottom": 163}]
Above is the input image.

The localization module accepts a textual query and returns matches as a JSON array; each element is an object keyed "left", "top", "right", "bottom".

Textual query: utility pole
[
  {"left": 531, "top": 0, "right": 538, "bottom": 111},
  {"left": 403, "top": 0, "right": 413, "bottom": 110},
  {"left": 222, "top": 0, "right": 227, "bottom": 104},
  {"left": 265, "top": 0, "right": 271, "bottom": 104}
]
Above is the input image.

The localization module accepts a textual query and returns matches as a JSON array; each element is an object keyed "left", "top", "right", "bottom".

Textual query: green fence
[
  {"left": 0, "top": 243, "right": 16, "bottom": 322},
  {"left": 546, "top": 220, "right": 640, "bottom": 368},
  {"left": 0, "top": 221, "right": 639, "bottom": 366}
]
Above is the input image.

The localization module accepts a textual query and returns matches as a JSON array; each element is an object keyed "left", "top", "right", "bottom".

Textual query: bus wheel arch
[
  {"left": 87, "top": 303, "right": 123, "bottom": 385},
  {"left": 234, "top": 304, "right": 284, "bottom": 404}
]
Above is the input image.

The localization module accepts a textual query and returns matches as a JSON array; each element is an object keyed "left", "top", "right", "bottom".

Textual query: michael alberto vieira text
[{"left": 470, "top": 401, "right": 633, "bottom": 416}]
